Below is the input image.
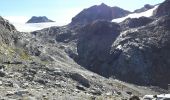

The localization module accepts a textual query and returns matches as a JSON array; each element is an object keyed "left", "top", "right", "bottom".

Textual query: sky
[{"left": 0, "top": 0, "right": 165, "bottom": 25}]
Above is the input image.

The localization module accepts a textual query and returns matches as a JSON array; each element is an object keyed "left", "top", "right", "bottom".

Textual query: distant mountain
[
  {"left": 134, "top": 4, "right": 154, "bottom": 13},
  {"left": 70, "top": 3, "right": 130, "bottom": 27},
  {"left": 26, "top": 16, "right": 55, "bottom": 23}
]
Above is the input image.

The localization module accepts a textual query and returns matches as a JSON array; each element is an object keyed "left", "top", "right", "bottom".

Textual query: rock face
[
  {"left": 76, "top": 20, "right": 120, "bottom": 76},
  {"left": 73, "top": 0, "right": 170, "bottom": 89},
  {"left": 153, "top": 0, "right": 170, "bottom": 17},
  {"left": 70, "top": 3, "right": 130, "bottom": 27},
  {"left": 109, "top": 15, "right": 170, "bottom": 88},
  {"left": 26, "top": 16, "right": 55, "bottom": 23},
  {"left": 0, "top": 16, "right": 17, "bottom": 48},
  {"left": 134, "top": 4, "right": 154, "bottom": 13}
]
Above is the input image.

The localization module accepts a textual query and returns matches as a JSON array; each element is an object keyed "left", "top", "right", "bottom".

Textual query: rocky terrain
[
  {"left": 0, "top": 16, "right": 159, "bottom": 100},
  {"left": 26, "top": 16, "right": 55, "bottom": 23},
  {"left": 0, "top": 0, "right": 170, "bottom": 100}
]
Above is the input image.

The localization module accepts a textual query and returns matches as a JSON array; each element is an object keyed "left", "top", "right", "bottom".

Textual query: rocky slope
[
  {"left": 0, "top": 1, "right": 170, "bottom": 99},
  {"left": 0, "top": 16, "right": 160, "bottom": 100},
  {"left": 26, "top": 16, "right": 54, "bottom": 23}
]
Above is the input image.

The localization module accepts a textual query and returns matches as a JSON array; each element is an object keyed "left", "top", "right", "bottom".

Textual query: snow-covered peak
[{"left": 112, "top": 5, "right": 158, "bottom": 23}]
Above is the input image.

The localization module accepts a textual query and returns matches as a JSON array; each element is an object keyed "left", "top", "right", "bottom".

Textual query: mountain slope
[
  {"left": 0, "top": 1, "right": 170, "bottom": 99},
  {"left": 0, "top": 16, "right": 159, "bottom": 100}
]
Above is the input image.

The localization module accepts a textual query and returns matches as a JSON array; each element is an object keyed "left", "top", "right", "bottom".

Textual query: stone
[
  {"left": 129, "top": 96, "right": 140, "bottom": 100},
  {"left": 6, "top": 91, "right": 15, "bottom": 96},
  {"left": 76, "top": 85, "right": 86, "bottom": 91},
  {"left": 4, "top": 81, "right": 13, "bottom": 87},
  {"left": 0, "top": 71, "right": 6, "bottom": 77},
  {"left": 69, "top": 73, "right": 90, "bottom": 88},
  {"left": 15, "top": 90, "right": 29, "bottom": 96},
  {"left": 0, "top": 81, "right": 2, "bottom": 85}
]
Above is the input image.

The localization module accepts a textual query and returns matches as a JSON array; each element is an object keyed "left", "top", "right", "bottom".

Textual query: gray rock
[
  {"left": 69, "top": 73, "right": 90, "bottom": 88},
  {"left": 0, "top": 71, "right": 6, "bottom": 77},
  {"left": 76, "top": 85, "right": 86, "bottom": 91}
]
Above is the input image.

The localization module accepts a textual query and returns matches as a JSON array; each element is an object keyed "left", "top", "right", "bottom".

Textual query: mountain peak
[
  {"left": 100, "top": 3, "right": 108, "bottom": 7},
  {"left": 26, "top": 16, "right": 55, "bottom": 23},
  {"left": 70, "top": 4, "right": 130, "bottom": 27}
]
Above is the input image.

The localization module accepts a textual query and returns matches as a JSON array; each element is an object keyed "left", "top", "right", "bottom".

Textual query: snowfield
[{"left": 112, "top": 5, "right": 158, "bottom": 23}]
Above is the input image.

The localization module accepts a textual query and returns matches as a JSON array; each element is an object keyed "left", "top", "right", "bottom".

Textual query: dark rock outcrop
[
  {"left": 0, "top": 16, "right": 16, "bottom": 45},
  {"left": 120, "top": 17, "right": 154, "bottom": 30},
  {"left": 153, "top": 0, "right": 170, "bottom": 17},
  {"left": 26, "top": 16, "right": 55, "bottom": 23},
  {"left": 76, "top": 20, "right": 120, "bottom": 76},
  {"left": 70, "top": 3, "right": 130, "bottom": 27},
  {"left": 0, "top": 17, "right": 16, "bottom": 32},
  {"left": 109, "top": 15, "right": 170, "bottom": 88}
]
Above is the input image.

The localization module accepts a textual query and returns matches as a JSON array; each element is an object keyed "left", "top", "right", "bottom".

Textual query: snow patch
[
  {"left": 112, "top": 5, "right": 158, "bottom": 23},
  {"left": 116, "top": 45, "right": 122, "bottom": 50}
]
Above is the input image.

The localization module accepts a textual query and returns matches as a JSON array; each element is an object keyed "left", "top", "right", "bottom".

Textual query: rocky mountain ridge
[{"left": 70, "top": 3, "right": 130, "bottom": 27}]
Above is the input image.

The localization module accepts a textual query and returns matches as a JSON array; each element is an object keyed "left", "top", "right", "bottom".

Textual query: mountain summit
[
  {"left": 70, "top": 3, "right": 130, "bottom": 27},
  {"left": 26, "top": 16, "right": 55, "bottom": 23}
]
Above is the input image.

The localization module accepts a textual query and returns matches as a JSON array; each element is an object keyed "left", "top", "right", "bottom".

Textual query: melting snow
[{"left": 112, "top": 5, "right": 158, "bottom": 23}]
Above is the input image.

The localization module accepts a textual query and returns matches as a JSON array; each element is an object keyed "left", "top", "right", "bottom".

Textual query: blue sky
[{"left": 0, "top": 0, "right": 164, "bottom": 25}]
